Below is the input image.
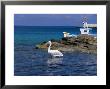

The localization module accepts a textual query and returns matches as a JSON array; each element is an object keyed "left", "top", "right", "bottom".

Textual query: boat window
[{"left": 84, "top": 30, "right": 87, "bottom": 32}]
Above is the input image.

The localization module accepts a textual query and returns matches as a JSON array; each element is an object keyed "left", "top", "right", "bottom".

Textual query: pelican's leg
[{"left": 50, "top": 55, "right": 53, "bottom": 58}]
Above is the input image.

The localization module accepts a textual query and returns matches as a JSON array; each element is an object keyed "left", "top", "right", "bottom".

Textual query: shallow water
[{"left": 14, "top": 45, "right": 97, "bottom": 76}]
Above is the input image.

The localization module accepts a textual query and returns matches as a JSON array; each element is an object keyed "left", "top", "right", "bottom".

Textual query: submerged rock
[{"left": 35, "top": 35, "right": 97, "bottom": 54}]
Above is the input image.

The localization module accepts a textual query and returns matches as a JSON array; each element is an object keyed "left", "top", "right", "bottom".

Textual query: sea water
[{"left": 14, "top": 26, "right": 97, "bottom": 76}]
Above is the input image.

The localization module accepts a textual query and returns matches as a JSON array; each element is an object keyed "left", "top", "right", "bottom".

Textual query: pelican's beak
[
  {"left": 45, "top": 42, "right": 49, "bottom": 45},
  {"left": 45, "top": 41, "right": 50, "bottom": 47}
]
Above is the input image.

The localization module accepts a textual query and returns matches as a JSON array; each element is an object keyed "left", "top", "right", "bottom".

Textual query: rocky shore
[{"left": 35, "top": 34, "right": 97, "bottom": 54}]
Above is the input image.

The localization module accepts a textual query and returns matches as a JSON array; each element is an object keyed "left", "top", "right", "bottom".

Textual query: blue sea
[{"left": 14, "top": 26, "right": 97, "bottom": 76}]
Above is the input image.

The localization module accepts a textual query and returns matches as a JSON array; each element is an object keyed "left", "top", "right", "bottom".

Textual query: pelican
[
  {"left": 47, "top": 41, "right": 63, "bottom": 57},
  {"left": 63, "top": 32, "right": 77, "bottom": 38}
]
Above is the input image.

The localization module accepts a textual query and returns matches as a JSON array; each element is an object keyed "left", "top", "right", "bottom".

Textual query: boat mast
[{"left": 83, "top": 17, "right": 88, "bottom": 29}]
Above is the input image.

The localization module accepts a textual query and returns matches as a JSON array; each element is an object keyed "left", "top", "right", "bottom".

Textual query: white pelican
[
  {"left": 47, "top": 41, "right": 63, "bottom": 57},
  {"left": 63, "top": 32, "right": 77, "bottom": 38}
]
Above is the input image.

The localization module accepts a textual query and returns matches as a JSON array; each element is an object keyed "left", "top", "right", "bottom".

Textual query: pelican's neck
[{"left": 48, "top": 42, "right": 51, "bottom": 52}]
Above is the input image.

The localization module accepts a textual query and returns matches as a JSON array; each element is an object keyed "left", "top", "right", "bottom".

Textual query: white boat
[
  {"left": 80, "top": 28, "right": 91, "bottom": 34},
  {"left": 80, "top": 21, "right": 92, "bottom": 35}
]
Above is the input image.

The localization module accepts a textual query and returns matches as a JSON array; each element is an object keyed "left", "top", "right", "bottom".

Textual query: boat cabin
[
  {"left": 80, "top": 28, "right": 90, "bottom": 34},
  {"left": 80, "top": 21, "right": 90, "bottom": 35}
]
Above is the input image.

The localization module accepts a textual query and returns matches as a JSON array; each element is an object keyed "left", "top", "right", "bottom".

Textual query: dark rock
[
  {"left": 51, "top": 39, "right": 58, "bottom": 42},
  {"left": 35, "top": 46, "right": 39, "bottom": 49},
  {"left": 62, "top": 37, "right": 68, "bottom": 41}
]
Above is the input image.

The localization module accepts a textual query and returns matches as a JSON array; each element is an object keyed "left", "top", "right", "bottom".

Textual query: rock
[
  {"left": 50, "top": 39, "right": 59, "bottom": 42},
  {"left": 35, "top": 35, "right": 97, "bottom": 54}
]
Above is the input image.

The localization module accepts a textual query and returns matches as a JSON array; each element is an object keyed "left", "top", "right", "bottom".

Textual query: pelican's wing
[{"left": 50, "top": 50, "right": 63, "bottom": 56}]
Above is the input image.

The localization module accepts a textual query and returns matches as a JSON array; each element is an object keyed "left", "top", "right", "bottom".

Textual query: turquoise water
[{"left": 14, "top": 26, "right": 97, "bottom": 76}]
